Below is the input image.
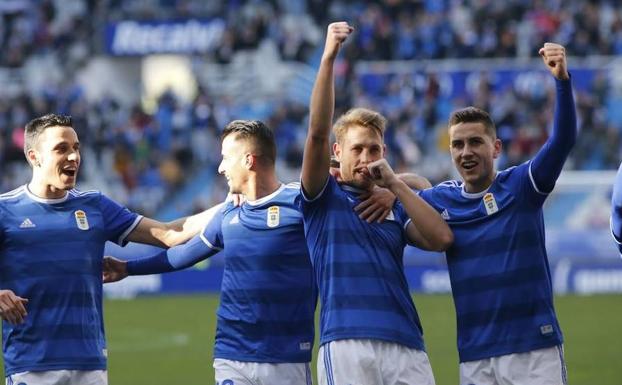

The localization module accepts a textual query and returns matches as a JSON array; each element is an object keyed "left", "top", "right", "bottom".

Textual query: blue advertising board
[
  {"left": 105, "top": 19, "right": 226, "bottom": 55},
  {"left": 103, "top": 229, "right": 622, "bottom": 298}
]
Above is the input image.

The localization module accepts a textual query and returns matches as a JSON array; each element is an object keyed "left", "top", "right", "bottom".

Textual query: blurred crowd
[{"left": 0, "top": 0, "right": 621, "bottom": 215}]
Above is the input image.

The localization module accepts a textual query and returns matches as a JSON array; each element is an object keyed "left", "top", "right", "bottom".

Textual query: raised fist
[{"left": 539, "top": 42, "right": 569, "bottom": 81}]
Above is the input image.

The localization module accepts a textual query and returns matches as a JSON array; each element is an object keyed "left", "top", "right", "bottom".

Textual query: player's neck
[
  {"left": 27, "top": 178, "right": 68, "bottom": 200},
  {"left": 244, "top": 172, "right": 281, "bottom": 201},
  {"left": 464, "top": 174, "right": 496, "bottom": 194}
]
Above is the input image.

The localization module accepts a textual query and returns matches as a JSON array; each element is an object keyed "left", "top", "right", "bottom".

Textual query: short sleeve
[
  {"left": 99, "top": 194, "right": 141, "bottom": 245},
  {"left": 200, "top": 205, "right": 226, "bottom": 251}
]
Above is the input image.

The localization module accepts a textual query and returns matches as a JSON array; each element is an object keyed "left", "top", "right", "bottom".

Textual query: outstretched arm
[
  {"left": 530, "top": 43, "right": 577, "bottom": 193},
  {"left": 103, "top": 234, "right": 220, "bottom": 283},
  {"left": 301, "top": 22, "right": 353, "bottom": 199},
  {"left": 367, "top": 159, "right": 453, "bottom": 251},
  {"left": 611, "top": 163, "right": 622, "bottom": 248},
  {"left": 126, "top": 203, "right": 223, "bottom": 248}
]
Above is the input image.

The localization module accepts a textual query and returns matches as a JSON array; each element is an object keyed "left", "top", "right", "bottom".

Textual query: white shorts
[
  {"left": 317, "top": 339, "right": 436, "bottom": 385},
  {"left": 214, "top": 358, "right": 312, "bottom": 385},
  {"left": 460, "top": 345, "right": 567, "bottom": 385},
  {"left": 6, "top": 370, "right": 107, "bottom": 385}
]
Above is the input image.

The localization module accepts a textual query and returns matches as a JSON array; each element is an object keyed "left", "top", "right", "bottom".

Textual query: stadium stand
[{"left": 0, "top": 0, "right": 620, "bottom": 226}]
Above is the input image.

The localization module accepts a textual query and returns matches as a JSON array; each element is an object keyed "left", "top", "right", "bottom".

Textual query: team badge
[
  {"left": 75, "top": 210, "right": 90, "bottom": 230},
  {"left": 483, "top": 193, "right": 499, "bottom": 215},
  {"left": 267, "top": 206, "right": 279, "bottom": 228}
]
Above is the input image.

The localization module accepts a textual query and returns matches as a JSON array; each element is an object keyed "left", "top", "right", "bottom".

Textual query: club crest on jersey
[
  {"left": 483, "top": 193, "right": 499, "bottom": 215},
  {"left": 267, "top": 206, "right": 279, "bottom": 228},
  {"left": 74, "top": 210, "right": 89, "bottom": 230}
]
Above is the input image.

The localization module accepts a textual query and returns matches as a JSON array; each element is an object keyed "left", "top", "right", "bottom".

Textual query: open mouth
[
  {"left": 61, "top": 167, "right": 77, "bottom": 178},
  {"left": 461, "top": 161, "right": 477, "bottom": 170}
]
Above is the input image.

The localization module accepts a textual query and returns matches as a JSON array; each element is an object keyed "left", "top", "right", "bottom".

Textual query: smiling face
[
  {"left": 218, "top": 133, "right": 250, "bottom": 194},
  {"left": 449, "top": 121, "right": 501, "bottom": 193},
  {"left": 29, "top": 125, "right": 81, "bottom": 197},
  {"left": 334, "top": 124, "right": 385, "bottom": 190}
]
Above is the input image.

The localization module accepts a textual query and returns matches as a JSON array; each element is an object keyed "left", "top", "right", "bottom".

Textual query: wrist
[
  {"left": 321, "top": 53, "right": 337, "bottom": 63},
  {"left": 387, "top": 178, "right": 406, "bottom": 193}
]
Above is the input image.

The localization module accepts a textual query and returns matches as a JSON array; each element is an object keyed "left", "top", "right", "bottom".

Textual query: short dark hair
[
  {"left": 221, "top": 120, "right": 276, "bottom": 164},
  {"left": 448, "top": 107, "right": 496, "bottom": 138},
  {"left": 24, "top": 114, "right": 73, "bottom": 156}
]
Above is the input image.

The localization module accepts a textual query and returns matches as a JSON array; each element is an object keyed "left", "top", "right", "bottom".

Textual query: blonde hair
[{"left": 333, "top": 108, "right": 387, "bottom": 143}]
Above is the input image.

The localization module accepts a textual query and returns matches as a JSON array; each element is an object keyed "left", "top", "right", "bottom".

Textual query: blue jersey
[
  {"left": 420, "top": 163, "right": 563, "bottom": 362},
  {"left": 420, "top": 77, "right": 575, "bottom": 363},
  {"left": 0, "top": 185, "right": 140, "bottom": 375},
  {"left": 201, "top": 183, "right": 316, "bottom": 363},
  {"left": 300, "top": 176, "right": 425, "bottom": 350},
  {"left": 611, "top": 162, "right": 622, "bottom": 255}
]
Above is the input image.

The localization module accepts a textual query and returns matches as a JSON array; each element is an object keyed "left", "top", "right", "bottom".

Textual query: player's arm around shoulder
[
  {"left": 368, "top": 159, "right": 453, "bottom": 251},
  {"left": 126, "top": 202, "right": 224, "bottom": 248},
  {"left": 355, "top": 172, "right": 432, "bottom": 223}
]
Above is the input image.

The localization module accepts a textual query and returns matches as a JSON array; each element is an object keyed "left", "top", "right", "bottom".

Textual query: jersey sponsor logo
[
  {"left": 19, "top": 218, "right": 36, "bottom": 228},
  {"left": 267, "top": 206, "right": 280, "bottom": 228},
  {"left": 441, "top": 209, "right": 450, "bottom": 220},
  {"left": 299, "top": 341, "right": 311, "bottom": 350},
  {"left": 75, "top": 210, "right": 90, "bottom": 230},
  {"left": 483, "top": 193, "right": 499, "bottom": 215},
  {"left": 102, "top": 348, "right": 108, "bottom": 357}
]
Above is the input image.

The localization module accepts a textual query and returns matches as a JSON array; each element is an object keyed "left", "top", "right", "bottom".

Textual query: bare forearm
[
  {"left": 309, "top": 57, "right": 335, "bottom": 140},
  {"left": 397, "top": 173, "right": 432, "bottom": 190},
  {"left": 390, "top": 180, "right": 453, "bottom": 250}
]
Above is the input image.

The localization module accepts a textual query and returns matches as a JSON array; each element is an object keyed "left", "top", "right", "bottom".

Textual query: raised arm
[
  {"left": 530, "top": 43, "right": 577, "bottom": 193},
  {"left": 368, "top": 159, "right": 453, "bottom": 251},
  {"left": 301, "top": 22, "right": 353, "bottom": 199},
  {"left": 126, "top": 202, "right": 223, "bottom": 248}
]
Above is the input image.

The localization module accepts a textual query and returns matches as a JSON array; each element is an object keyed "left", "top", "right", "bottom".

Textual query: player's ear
[
  {"left": 243, "top": 153, "right": 254, "bottom": 169},
  {"left": 492, "top": 138, "right": 502, "bottom": 159},
  {"left": 26, "top": 148, "right": 40, "bottom": 168},
  {"left": 332, "top": 142, "right": 341, "bottom": 162}
]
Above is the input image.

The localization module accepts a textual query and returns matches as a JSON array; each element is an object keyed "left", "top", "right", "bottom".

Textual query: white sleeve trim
[
  {"left": 403, "top": 218, "right": 412, "bottom": 230},
  {"left": 198, "top": 203, "right": 225, "bottom": 251},
  {"left": 118, "top": 215, "right": 143, "bottom": 245},
  {"left": 300, "top": 176, "right": 330, "bottom": 203},
  {"left": 200, "top": 232, "right": 223, "bottom": 251},
  {"left": 528, "top": 161, "right": 549, "bottom": 195}
]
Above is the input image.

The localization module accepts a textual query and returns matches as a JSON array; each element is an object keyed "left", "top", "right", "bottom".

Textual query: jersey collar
[
  {"left": 25, "top": 184, "right": 69, "bottom": 204},
  {"left": 245, "top": 183, "right": 285, "bottom": 206},
  {"left": 460, "top": 171, "right": 500, "bottom": 199}
]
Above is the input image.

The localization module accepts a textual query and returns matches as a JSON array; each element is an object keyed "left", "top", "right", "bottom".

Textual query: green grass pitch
[{"left": 1, "top": 294, "right": 620, "bottom": 384}]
